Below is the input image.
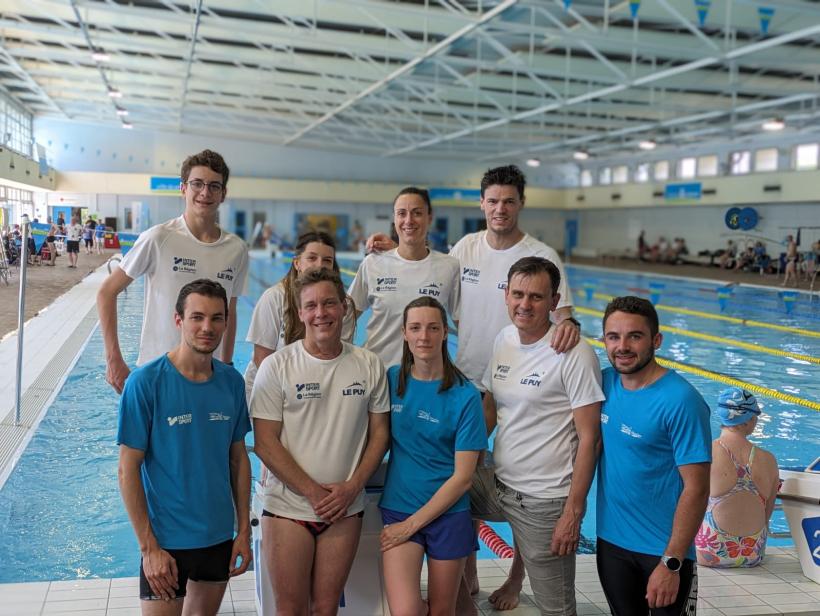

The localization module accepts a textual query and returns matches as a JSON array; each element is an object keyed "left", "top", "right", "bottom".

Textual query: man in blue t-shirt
[
  {"left": 597, "top": 296, "right": 711, "bottom": 616},
  {"left": 117, "top": 279, "right": 251, "bottom": 614}
]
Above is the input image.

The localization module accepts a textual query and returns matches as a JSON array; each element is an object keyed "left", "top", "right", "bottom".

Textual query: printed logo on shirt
[
  {"left": 417, "top": 410, "right": 440, "bottom": 424},
  {"left": 216, "top": 267, "right": 235, "bottom": 282},
  {"left": 209, "top": 412, "right": 231, "bottom": 421},
  {"left": 418, "top": 283, "right": 441, "bottom": 297},
  {"left": 342, "top": 381, "right": 366, "bottom": 396},
  {"left": 519, "top": 371, "right": 543, "bottom": 387},
  {"left": 172, "top": 256, "right": 197, "bottom": 274},
  {"left": 461, "top": 267, "right": 480, "bottom": 285},
  {"left": 375, "top": 277, "right": 398, "bottom": 292},
  {"left": 493, "top": 364, "right": 511, "bottom": 381},
  {"left": 295, "top": 382, "right": 321, "bottom": 400},
  {"left": 391, "top": 403, "right": 403, "bottom": 414},
  {"left": 620, "top": 423, "right": 642, "bottom": 439},
  {"left": 497, "top": 280, "right": 507, "bottom": 290},
  {"left": 167, "top": 413, "right": 193, "bottom": 427},
  {"left": 601, "top": 413, "right": 609, "bottom": 424}
]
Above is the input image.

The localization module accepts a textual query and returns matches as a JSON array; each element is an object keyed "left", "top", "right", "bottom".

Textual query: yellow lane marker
[
  {"left": 584, "top": 337, "right": 820, "bottom": 412},
  {"left": 590, "top": 292, "right": 820, "bottom": 338},
  {"left": 575, "top": 307, "right": 820, "bottom": 365}
]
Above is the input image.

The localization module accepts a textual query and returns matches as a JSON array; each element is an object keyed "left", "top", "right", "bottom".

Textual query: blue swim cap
[{"left": 717, "top": 387, "right": 761, "bottom": 426}]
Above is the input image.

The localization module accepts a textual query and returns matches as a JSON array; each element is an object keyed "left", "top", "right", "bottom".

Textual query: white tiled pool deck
[{"left": 0, "top": 549, "right": 817, "bottom": 616}]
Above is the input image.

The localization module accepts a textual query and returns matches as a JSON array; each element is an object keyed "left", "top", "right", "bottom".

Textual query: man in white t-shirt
[
  {"left": 250, "top": 267, "right": 390, "bottom": 614},
  {"left": 476, "top": 256, "right": 603, "bottom": 615},
  {"left": 65, "top": 216, "right": 84, "bottom": 268},
  {"left": 97, "top": 149, "right": 249, "bottom": 393}
]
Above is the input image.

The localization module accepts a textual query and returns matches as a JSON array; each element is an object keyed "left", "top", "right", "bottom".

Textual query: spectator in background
[
  {"left": 719, "top": 239, "right": 737, "bottom": 269},
  {"left": 83, "top": 218, "right": 96, "bottom": 254},
  {"left": 696, "top": 388, "right": 779, "bottom": 568},
  {"left": 782, "top": 235, "right": 798, "bottom": 287},
  {"left": 637, "top": 230, "right": 648, "bottom": 261},
  {"left": 95, "top": 222, "right": 106, "bottom": 255},
  {"left": 45, "top": 221, "right": 58, "bottom": 266},
  {"left": 734, "top": 245, "right": 755, "bottom": 272},
  {"left": 65, "top": 216, "right": 83, "bottom": 268}
]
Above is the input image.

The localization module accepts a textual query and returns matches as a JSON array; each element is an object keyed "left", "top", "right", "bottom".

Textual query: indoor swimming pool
[{"left": 0, "top": 256, "right": 816, "bottom": 584}]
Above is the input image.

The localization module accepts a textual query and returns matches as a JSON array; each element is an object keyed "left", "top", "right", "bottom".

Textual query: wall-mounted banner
[
  {"left": 150, "top": 176, "right": 181, "bottom": 194},
  {"left": 664, "top": 182, "right": 702, "bottom": 202},
  {"left": 629, "top": 0, "right": 641, "bottom": 19},
  {"left": 758, "top": 6, "right": 774, "bottom": 35},
  {"left": 118, "top": 232, "right": 140, "bottom": 256},
  {"left": 695, "top": 0, "right": 711, "bottom": 26},
  {"left": 428, "top": 188, "right": 481, "bottom": 207}
]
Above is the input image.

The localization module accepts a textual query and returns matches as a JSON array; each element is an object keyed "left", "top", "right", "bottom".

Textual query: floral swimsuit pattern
[{"left": 695, "top": 442, "right": 767, "bottom": 567}]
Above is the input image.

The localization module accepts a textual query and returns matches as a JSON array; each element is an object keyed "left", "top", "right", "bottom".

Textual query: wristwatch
[
  {"left": 661, "top": 555, "right": 682, "bottom": 572},
  {"left": 563, "top": 317, "right": 581, "bottom": 328}
]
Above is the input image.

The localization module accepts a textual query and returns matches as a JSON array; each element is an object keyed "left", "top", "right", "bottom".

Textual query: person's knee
[
  {"left": 309, "top": 596, "right": 344, "bottom": 616},
  {"left": 389, "top": 604, "right": 427, "bottom": 616}
]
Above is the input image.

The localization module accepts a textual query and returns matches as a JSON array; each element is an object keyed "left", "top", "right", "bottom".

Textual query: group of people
[
  {"left": 99, "top": 150, "right": 780, "bottom": 616},
  {"left": 1, "top": 215, "right": 107, "bottom": 268},
  {"left": 637, "top": 232, "right": 689, "bottom": 264}
]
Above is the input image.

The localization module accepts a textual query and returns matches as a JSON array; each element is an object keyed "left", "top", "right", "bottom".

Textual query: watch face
[{"left": 664, "top": 556, "right": 682, "bottom": 571}]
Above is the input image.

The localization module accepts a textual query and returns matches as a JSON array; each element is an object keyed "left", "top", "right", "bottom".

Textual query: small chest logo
[
  {"left": 493, "top": 364, "right": 511, "bottom": 381},
  {"left": 375, "top": 277, "right": 398, "bottom": 292},
  {"left": 167, "top": 413, "right": 192, "bottom": 426},
  {"left": 620, "top": 423, "right": 642, "bottom": 439},
  {"left": 601, "top": 413, "right": 609, "bottom": 424},
  {"left": 417, "top": 410, "right": 440, "bottom": 424},
  {"left": 295, "top": 382, "right": 321, "bottom": 400},
  {"left": 461, "top": 267, "right": 480, "bottom": 285},
  {"left": 391, "top": 403, "right": 403, "bottom": 414},
  {"left": 172, "top": 256, "right": 197, "bottom": 274},
  {"left": 418, "top": 283, "right": 441, "bottom": 297},
  {"left": 520, "top": 372, "right": 542, "bottom": 387},
  {"left": 216, "top": 267, "right": 234, "bottom": 282},
  {"left": 497, "top": 280, "right": 507, "bottom": 290},
  {"left": 342, "top": 381, "right": 366, "bottom": 396},
  {"left": 209, "top": 412, "right": 231, "bottom": 422}
]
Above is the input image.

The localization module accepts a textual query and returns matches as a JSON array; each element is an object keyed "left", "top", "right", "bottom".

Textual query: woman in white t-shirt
[
  {"left": 244, "top": 231, "right": 355, "bottom": 397},
  {"left": 348, "top": 188, "right": 461, "bottom": 368}
]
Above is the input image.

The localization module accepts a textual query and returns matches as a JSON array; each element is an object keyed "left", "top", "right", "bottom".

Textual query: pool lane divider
[
  {"left": 574, "top": 306, "right": 820, "bottom": 365},
  {"left": 478, "top": 522, "right": 514, "bottom": 558},
  {"left": 590, "top": 292, "right": 820, "bottom": 338},
  {"left": 583, "top": 337, "right": 820, "bottom": 412}
]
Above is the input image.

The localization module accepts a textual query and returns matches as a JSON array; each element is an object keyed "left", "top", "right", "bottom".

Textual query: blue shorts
[{"left": 380, "top": 507, "right": 477, "bottom": 560}]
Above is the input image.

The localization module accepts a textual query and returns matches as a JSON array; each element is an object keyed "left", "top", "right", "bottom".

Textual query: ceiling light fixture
[
  {"left": 91, "top": 51, "right": 110, "bottom": 62},
  {"left": 573, "top": 150, "right": 589, "bottom": 161},
  {"left": 762, "top": 118, "right": 784, "bottom": 131},
  {"left": 526, "top": 158, "right": 541, "bottom": 168},
  {"left": 116, "top": 108, "right": 129, "bottom": 116},
  {"left": 122, "top": 122, "right": 133, "bottom": 129},
  {"left": 639, "top": 140, "right": 657, "bottom": 150},
  {"left": 108, "top": 89, "right": 123, "bottom": 98}
]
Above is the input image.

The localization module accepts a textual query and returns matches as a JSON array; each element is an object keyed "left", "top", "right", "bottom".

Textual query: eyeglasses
[{"left": 184, "top": 179, "right": 224, "bottom": 193}]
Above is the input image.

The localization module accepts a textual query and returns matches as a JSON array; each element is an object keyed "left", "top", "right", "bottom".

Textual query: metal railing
[{"left": 14, "top": 214, "right": 30, "bottom": 426}]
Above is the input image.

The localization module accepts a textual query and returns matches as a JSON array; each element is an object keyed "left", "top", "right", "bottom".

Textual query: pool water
[{"left": 0, "top": 258, "right": 816, "bottom": 582}]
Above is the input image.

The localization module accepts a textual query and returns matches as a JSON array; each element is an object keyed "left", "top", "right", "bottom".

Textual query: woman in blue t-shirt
[{"left": 380, "top": 296, "right": 486, "bottom": 616}]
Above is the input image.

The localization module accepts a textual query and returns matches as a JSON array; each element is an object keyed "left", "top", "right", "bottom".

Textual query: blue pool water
[{"left": 0, "top": 258, "right": 817, "bottom": 582}]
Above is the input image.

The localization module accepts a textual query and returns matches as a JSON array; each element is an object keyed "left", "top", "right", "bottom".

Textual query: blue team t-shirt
[
  {"left": 380, "top": 366, "right": 486, "bottom": 515},
  {"left": 596, "top": 367, "right": 711, "bottom": 560},
  {"left": 117, "top": 355, "right": 251, "bottom": 549}
]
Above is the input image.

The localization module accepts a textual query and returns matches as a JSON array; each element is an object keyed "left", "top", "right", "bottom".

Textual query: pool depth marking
[
  {"left": 575, "top": 307, "right": 820, "bottom": 365},
  {"left": 590, "top": 292, "right": 820, "bottom": 338},
  {"left": 584, "top": 337, "right": 820, "bottom": 412}
]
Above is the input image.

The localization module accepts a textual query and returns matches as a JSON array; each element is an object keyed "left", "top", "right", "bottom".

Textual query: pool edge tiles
[{"left": 0, "top": 263, "right": 110, "bottom": 491}]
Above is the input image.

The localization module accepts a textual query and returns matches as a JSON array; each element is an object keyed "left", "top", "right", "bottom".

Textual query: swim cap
[{"left": 717, "top": 387, "right": 761, "bottom": 426}]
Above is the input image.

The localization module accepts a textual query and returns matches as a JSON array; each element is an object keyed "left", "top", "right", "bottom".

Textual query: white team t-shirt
[
  {"left": 244, "top": 281, "right": 356, "bottom": 398},
  {"left": 450, "top": 232, "right": 572, "bottom": 388},
  {"left": 483, "top": 325, "right": 604, "bottom": 498},
  {"left": 250, "top": 341, "right": 390, "bottom": 521},
  {"left": 348, "top": 248, "right": 461, "bottom": 368},
  {"left": 121, "top": 215, "right": 249, "bottom": 365}
]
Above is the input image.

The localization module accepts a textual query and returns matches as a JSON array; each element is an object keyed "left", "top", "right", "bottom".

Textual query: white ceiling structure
[{"left": 1, "top": 0, "right": 820, "bottom": 163}]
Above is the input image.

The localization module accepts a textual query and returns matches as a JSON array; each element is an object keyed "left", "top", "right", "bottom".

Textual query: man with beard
[
  {"left": 597, "top": 296, "right": 711, "bottom": 616},
  {"left": 118, "top": 279, "right": 252, "bottom": 615}
]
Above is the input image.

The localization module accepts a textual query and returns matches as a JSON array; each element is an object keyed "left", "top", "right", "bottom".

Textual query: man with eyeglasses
[{"left": 98, "top": 149, "right": 249, "bottom": 393}]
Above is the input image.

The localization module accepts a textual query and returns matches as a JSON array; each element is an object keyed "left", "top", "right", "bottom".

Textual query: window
[
  {"left": 0, "top": 93, "right": 33, "bottom": 157},
  {"left": 580, "top": 169, "right": 592, "bottom": 187},
  {"left": 678, "top": 157, "right": 696, "bottom": 179},
  {"left": 730, "top": 151, "right": 751, "bottom": 175},
  {"left": 635, "top": 163, "right": 650, "bottom": 183},
  {"left": 755, "top": 148, "right": 778, "bottom": 172},
  {"left": 612, "top": 165, "right": 628, "bottom": 184},
  {"left": 654, "top": 160, "right": 669, "bottom": 181},
  {"left": 795, "top": 144, "right": 818, "bottom": 170},
  {"left": 697, "top": 155, "right": 718, "bottom": 177},
  {"left": 599, "top": 167, "right": 612, "bottom": 185}
]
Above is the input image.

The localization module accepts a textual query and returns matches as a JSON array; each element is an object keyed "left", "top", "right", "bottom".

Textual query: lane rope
[
  {"left": 590, "top": 292, "right": 820, "bottom": 338},
  {"left": 478, "top": 522, "right": 515, "bottom": 559},
  {"left": 584, "top": 337, "right": 820, "bottom": 412},
  {"left": 574, "top": 306, "right": 820, "bottom": 365}
]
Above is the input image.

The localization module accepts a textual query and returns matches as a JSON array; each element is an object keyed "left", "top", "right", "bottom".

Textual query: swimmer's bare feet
[
  {"left": 488, "top": 578, "right": 523, "bottom": 611},
  {"left": 456, "top": 579, "right": 479, "bottom": 615}
]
